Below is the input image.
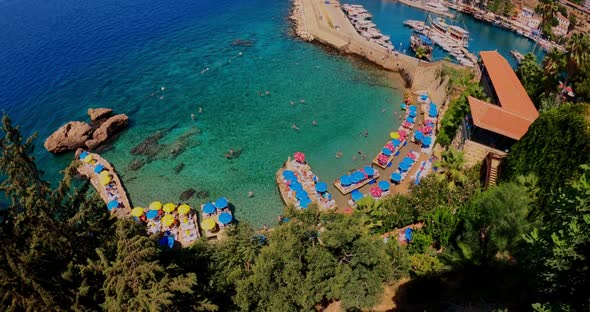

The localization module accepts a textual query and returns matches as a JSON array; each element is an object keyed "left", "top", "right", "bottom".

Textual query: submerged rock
[
  {"left": 128, "top": 158, "right": 146, "bottom": 171},
  {"left": 130, "top": 130, "right": 167, "bottom": 157},
  {"left": 174, "top": 162, "right": 185, "bottom": 174},
  {"left": 195, "top": 190, "right": 209, "bottom": 199},
  {"left": 44, "top": 121, "right": 93, "bottom": 153},
  {"left": 231, "top": 39, "right": 254, "bottom": 47},
  {"left": 88, "top": 108, "right": 113, "bottom": 122},
  {"left": 179, "top": 188, "right": 196, "bottom": 201}
]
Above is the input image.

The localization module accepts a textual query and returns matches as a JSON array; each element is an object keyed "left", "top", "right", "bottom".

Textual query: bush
[{"left": 410, "top": 253, "right": 445, "bottom": 277}]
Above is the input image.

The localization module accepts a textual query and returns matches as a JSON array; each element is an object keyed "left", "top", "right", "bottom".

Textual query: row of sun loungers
[{"left": 373, "top": 105, "right": 417, "bottom": 169}]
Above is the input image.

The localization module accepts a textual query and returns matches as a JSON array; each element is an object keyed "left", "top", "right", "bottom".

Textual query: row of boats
[
  {"left": 341, "top": 4, "right": 394, "bottom": 51},
  {"left": 404, "top": 18, "right": 477, "bottom": 67}
]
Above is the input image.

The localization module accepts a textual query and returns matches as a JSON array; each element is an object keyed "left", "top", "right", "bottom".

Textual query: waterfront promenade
[{"left": 395, "top": 0, "right": 455, "bottom": 18}]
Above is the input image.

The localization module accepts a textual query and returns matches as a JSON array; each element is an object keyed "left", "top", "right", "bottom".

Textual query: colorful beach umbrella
[
  {"left": 406, "top": 116, "right": 415, "bottom": 123},
  {"left": 409, "top": 105, "right": 417, "bottom": 112},
  {"left": 201, "top": 218, "right": 216, "bottom": 231},
  {"left": 296, "top": 190, "right": 308, "bottom": 200},
  {"left": 82, "top": 155, "right": 93, "bottom": 163},
  {"left": 159, "top": 236, "right": 175, "bottom": 249},
  {"left": 423, "top": 136, "right": 432, "bottom": 146},
  {"left": 351, "top": 190, "right": 363, "bottom": 202},
  {"left": 162, "top": 214, "right": 175, "bottom": 227},
  {"left": 202, "top": 203, "right": 216, "bottom": 214},
  {"left": 107, "top": 200, "right": 119, "bottom": 211},
  {"left": 146, "top": 210, "right": 159, "bottom": 219},
  {"left": 294, "top": 152, "right": 305, "bottom": 163},
  {"left": 99, "top": 174, "right": 111, "bottom": 186},
  {"left": 315, "top": 182, "right": 328, "bottom": 193},
  {"left": 364, "top": 166, "right": 375, "bottom": 176},
  {"left": 131, "top": 207, "right": 144, "bottom": 217},
  {"left": 351, "top": 171, "right": 363, "bottom": 183},
  {"left": 218, "top": 212, "right": 233, "bottom": 225},
  {"left": 399, "top": 161, "right": 410, "bottom": 171},
  {"left": 370, "top": 185, "right": 382, "bottom": 198},
  {"left": 378, "top": 180, "right": 390, "bottom": 191},
  {"left": 392, "top": 139, "right": 401, "bottom": 146},
  {"left": 409, "top": 110, "right": 417, "bottom": 118},
  {"left": 378, "top": 154, "right": 389, "bottom": 165},
  {"left": 163, "top": 203, "right": 176, "bottom": 213},
  {"left": 390, "top": 131, "right": 400, "bottom": 139},
  {"left": 149, "top": 201, "right": 162, "bottom": 210},
  {"left": 79, "top": 151, "right": 89, "bottom": 160},
  {"left": 401, "top": 103, "right": 407, "bottom": 110},
  {"left": 299, "top": 197, "right": 312, "bottom": 208},
  {"left": 178, "top": 204, "right": 190, "bottom": 215},
  {"left": 215, "top": 197, "right": 228, "bottom": 209},
  {"left": 391, "top": 172, "right": 402, "bottom": 182},
  {"left": 415, "top": 131, "right": 424, "bottom": 141},
  {"left": 93, "top": 164, "right": 104, "bottom": 174},
  {"left": 340, "top": 175, "right": 352, "bottom": 186},
  {"left": 381, "top": 148, "right": 392, "bottom": 156},
  {"left": 290, "top": 181, "right": 303, "bottom": 191}
]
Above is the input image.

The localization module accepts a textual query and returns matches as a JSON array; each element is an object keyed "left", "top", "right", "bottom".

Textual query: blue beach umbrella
[
  {"left": 409, "top": 110, "right": 417, "bottom": 118},
  {"left": 409, "top": 105, "right": 417, "bottom": 112},
  {"left": 406, "top": 116, "right": 415, "bottom": 123},
  {"left": 401, "top": 103, "right": 407, "bottom": 110},
  {"left": 296, "top": 190, "right": 308, "bottom": 200},
  {"left": 391, "top": 172, "right": 402, "bottom": 182},
  {"left": 287, "top": 175, "right": 298, "bottom": 183},
  {"left": 214, "top": 198, "right": 228, "bottom": 209},
  {"left": 340, "top": 175, "right": 352, "bottom": 186},
  {"left": 79, "top": 151, "right": 89, "bottom": 160},
  {"left": 218, "top": 212, "right": 233, "bottom": 224},
  {"left": 403, "top": 156, "right": 413, "bottom": 164},
  {"left": 420, "top": 94, "right": 428, "bottom": 101},
  {"left": 423, "top": 136, "right": 433, "bottom": 146},
  {"left": 146, "top": 210, "right": 159, "bottom": 219},
  {"left": 159, "top": 236, "right": 175, "bottom": 249},
  {"left": 378, "top": 180, "right": 390, "bottom": 191},
  {"left": 107, "top": 200, "right": 119, "bottom": 211},
  {"left": 429, "top": 106, "right": 437, "bottom": 117},
  {"left": 283, "top": 170, "right": 295, "bottom": 179},
  {"left": 290, "top": 181, "right": 303, "bottom": 191},
  {"left": 203, "top": 203, "right": 216, "bottom": 214},
  {"left": 315, "top": 182, "right": 327, "bottom": 193},
  {"left": 94, "top": 164, "right": 104, "bottom": 174},
  {"left": 351, "top": 190, "right": 363, "bottom": 202},
  {"left": 415, "top": 131, "right": 424, "bottom": 141},
  {"left": 399, "top": 161, "right": 410, "bottom": 171},
  {"left": 363, "top": 166, "right": 375, "bottom": 176},
  {"left": 299, "top": 197, "right": 312, "bottom": 208},
  {"left": 352, "top": 171, "right": 364, "bottom": 183},
  {"left": 381, "top": 148, "right": 392, "bottom": 156},
  {"left": 392, "top": 139, "right": 401, "bottom": 146}
]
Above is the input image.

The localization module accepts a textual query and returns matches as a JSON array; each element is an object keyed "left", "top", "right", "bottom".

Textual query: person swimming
[
  {"left": 200, "top": 67, "right": 209, "bottom": 74},
  {"left": 300, "top": 99, "right": 305, "bottom": 103},
  {"left": 290, "top": 101, "right": 295, "bottom": 105},
  {"left": 312, "top": 121, "right": 318, "bottom": 126},
  {"left": 191, "top": 113, "right": 195, "bottom": 120},
  {"left": 265, "top": 90, "right": 270, "bottom": 95},
  {"left": 198, "top": 107, "right": 203, "bottom": 114},
  {"left": 364, "top": 130, "right": 368, "bottom": 137},
  {"left": 291, "top": 124, "right": 300, "bottom": 131},
  {"left": 335, "top": 151, "right": 343, "bottom": 158}
]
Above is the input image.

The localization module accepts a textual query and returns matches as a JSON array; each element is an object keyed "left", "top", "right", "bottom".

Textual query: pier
[{"left": 75, "top": 149, "right": 132, "bottom": 218}]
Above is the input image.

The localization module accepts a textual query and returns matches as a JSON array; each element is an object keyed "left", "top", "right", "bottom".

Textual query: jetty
[
  {"left": 510, "top": 50, "right": 524, "bottom": 64},
  {"left": 75, "top": 149, "right": 131, "bottom": 218},
  {"left": 341, "top": 4, "right": 394, "bottom": 50},
  {"left": 276, "top": 153, "right": 337, "bottom": 211}
]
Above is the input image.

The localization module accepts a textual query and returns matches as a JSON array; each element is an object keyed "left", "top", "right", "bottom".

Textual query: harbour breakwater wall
[{"left": 290, "top": 0, "right": 452, "bottom": 104}]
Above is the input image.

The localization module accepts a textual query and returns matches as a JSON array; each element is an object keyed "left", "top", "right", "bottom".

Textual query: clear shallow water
[
  {"left": 0, "top": 0, "right": 539, "bottom": 225},
  {"left": 342, "top": 0, "right": 545, "bottom": 66},
  {"left": 0, "top": 0, "right": 402, "bottom": 225}
]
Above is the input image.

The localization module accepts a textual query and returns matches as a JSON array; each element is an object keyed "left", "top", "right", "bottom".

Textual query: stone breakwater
[{"left": 291, "top": 0, "right": 314, "bottom": 41}]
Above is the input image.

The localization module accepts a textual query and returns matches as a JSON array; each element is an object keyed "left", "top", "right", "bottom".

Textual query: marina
[{"left": 341, "top": 4, "right": 395, "bottom": 50}]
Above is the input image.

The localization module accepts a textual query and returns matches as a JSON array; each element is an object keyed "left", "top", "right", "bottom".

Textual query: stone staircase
[{"left": 487, "top": 157, "right": 501, "bottom": 187}]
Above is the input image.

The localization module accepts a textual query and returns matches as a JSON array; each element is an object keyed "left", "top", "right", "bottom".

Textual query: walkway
[{"left": 75, "top": 149, "right": 131, "bottom": 218}]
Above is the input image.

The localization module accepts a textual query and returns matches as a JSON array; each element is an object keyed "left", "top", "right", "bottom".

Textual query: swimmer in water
[
  {"left": 335, "top": 151, "right": 343, "bottom": 158},
  {"left": 198, "top": 107, "right": 203, "bottom": 114},
  {"left": 248, "top": 191, "right": 254, "bottom": 198},
  {"left": 161, "top": 86, "right": 165, "bottom": 91},
  {"left": 239, "top": 52, "right": 243, "bottom": 56},
  {"left": 259, "top": 91, "right": 263, "bottom": 96},
  {"left": 200, "top": 67, "right": 209, "bottom": 74},
  {"left": 312, "top": 120, "right": 318, "bottom": 126},
  {"left": 291, "top": 124, "right": 300, "bottom": 131},
  {"left": 364, "top": 130, "right": 368, "bottom": 137},
  {"left": 300, "top": 99, "right": 305, "bottom": 103},
  {"left": 265, "top": 90, "right": 270, "bottom": 95},
  {"left": 191, "top": 113, "right": 195, "bottom": 120},
  {"left": 382, "top": 108, "right": 386, "bottom": 113},
  {"left": 159, "top": 95, "right": 164, "bottom": 100},
  {"left": 290, "top": 101, "right": 295, "bottom": 105}
]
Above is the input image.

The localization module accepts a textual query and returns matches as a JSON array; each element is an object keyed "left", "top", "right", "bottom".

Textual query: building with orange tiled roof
[{"left": 458, "top": 51, "right": 539, "bottom": 186}]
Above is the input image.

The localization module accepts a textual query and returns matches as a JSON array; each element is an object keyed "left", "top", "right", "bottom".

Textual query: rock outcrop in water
[
  {"left": 44, "top": 108, "right": 129, "bottom": 153},
  {"left": 44, "top": 121, "right": 93, "bottom": 153},
  {"left": 88, "top": 108, "right": 113, "bottom": 122}
]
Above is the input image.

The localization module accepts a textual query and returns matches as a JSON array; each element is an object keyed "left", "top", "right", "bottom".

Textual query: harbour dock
[{"left": 75, "top": 149, "right": 131, "bottom": 218}]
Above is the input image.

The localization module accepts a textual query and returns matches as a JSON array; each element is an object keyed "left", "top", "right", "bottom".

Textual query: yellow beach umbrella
[
  {"left": 163, "top": 203, "right": 176, "bottom": 213},
  {"left": 99, "top": 174, "right": 111, "bottom": 186},
  {"left": 390, "top": 131, "right": 400, "bottom": 139},
  {"left": 178, "top": 204, "right": 190, "bottom": 215},
  {"left": 162, "top": 214, "right": 175, "bottom": 227},
  {"left": 149, "top": 201, "right": 162, "bottom": 210},
  {"left": 131, "top": 207, "right": 144, "bottom": 217},
  {"left": 201, "top": 218, "right": 216, "bottom": 231},
  {"left": 82, "top": 155, "right": 93, "bottom": 163}
]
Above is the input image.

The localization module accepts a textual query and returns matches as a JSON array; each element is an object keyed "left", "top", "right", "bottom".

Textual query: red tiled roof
[{"left": 470, "top": 51, "right": 539, "bottom": 140}]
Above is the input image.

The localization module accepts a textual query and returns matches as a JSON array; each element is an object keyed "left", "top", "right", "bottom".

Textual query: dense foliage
[{"left": 436, "top": 66, "right": 487, "bottom": 146}]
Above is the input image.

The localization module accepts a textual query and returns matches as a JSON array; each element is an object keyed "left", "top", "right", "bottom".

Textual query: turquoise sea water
[{"left": 0, "top": 0, "right": 539, "bottom": 225}]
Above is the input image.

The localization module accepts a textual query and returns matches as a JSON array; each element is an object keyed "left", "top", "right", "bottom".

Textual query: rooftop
[{"left": 469, "top": 51, "right": 539, "bottom": 140}]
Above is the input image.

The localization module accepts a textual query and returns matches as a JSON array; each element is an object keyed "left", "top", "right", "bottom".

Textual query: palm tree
[
  {"left": 434, "top": 147, "right": 468, "bottom": 191},
  {"left": 537, "top": 0, "right": 558, "bottom": 36},
  {"left": 414, "top": 46, "right": 430, "bottom": 60},
  {"left": 541, "top": 48, "right": 565, "bottom": 95},
  {"left": 563, "top": 33, "right": 590, "bottom": 88}
]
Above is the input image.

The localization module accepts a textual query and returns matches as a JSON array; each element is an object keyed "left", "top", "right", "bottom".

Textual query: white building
[
  {"left": 552, "top": 12, "right": 570, "bottom": 36},
  {"left": 517, "top": 7, "right": 541, "bottom": 29}
]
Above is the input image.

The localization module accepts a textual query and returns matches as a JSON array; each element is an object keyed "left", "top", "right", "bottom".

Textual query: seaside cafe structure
[{"left": 459, "top": 51, "right": 539, "bottom": 187}]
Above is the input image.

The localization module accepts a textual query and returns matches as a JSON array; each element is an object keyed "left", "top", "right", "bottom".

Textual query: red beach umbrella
[
  {"left": 370, "top": 185, "right": 382, "bottom": 198},
  {"left": 385, "top": 141, "right": 395, "bottom": 151},
  {"left": 378, "top": 154, "right": 389, "bottom": 164},
  {"left": 294, "top": 152, "right": 305, "bottom": 163}
]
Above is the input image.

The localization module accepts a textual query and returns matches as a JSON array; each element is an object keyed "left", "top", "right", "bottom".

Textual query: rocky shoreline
[{"left": 290, "top": 0, "right": 314, "bottom": 41}]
